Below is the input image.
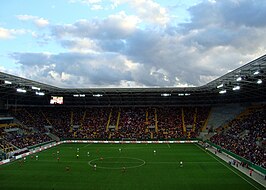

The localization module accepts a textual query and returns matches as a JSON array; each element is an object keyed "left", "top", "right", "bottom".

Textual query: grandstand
[{"left": 0, "top": 55, "right": 265, "bottom": 189}]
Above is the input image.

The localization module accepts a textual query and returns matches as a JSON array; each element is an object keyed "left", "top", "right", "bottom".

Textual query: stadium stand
[
  {"left": 1, "top": 103, "right": 265, "bottom": 171},
  {"left": 207, "top": 104, "right": 246, "bottom": 133},
  {"left": 210, "top": 105, "right": 266, "bottom": 169},
  {"left": 3, "top": 106, "right": 211, "bottom": 144}
]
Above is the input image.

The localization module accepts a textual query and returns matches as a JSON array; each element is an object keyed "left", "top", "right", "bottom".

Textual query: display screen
[{"left": 50, "top": 96, "right": 63, "bottom": 104}]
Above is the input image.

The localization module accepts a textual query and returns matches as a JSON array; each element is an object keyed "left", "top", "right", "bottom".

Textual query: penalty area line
[{"left": 167, "top": 143, "right": 171, "bottom": 148}]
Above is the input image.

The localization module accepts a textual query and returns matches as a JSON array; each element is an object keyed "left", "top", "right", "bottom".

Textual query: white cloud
[
  {"left": 34, "top": 18, "right": 49, "bottom": 27},
  {"left": 69, "top": 0, "right": 101, "bottom": 4},
  {"left": 16, "top": 15, "right": 36, "bottom": 20},
  {"left": 51, "top": 12, "right": 140, "bottom": 40},
  {"left": 117, "top": 0, "right": 169, "bottom": 25},
  {"left": 16, "top": 15, "right": 49, "bottom": 27},
  {"left": 69, "top": 0, "right": 104, "bottom": 10},
  {"left": 91, "top": 4, "right": 103, "bottom": 10},
  {"left": 60, "top": 38, "right": 101, "bottom": 53},
  {"left": 0, "top": 27, "right": 26, "bottom": 39},
  {"left": 0, "top": 28, "right": 12, "bottom": 39},
  {"left": 5, "top": 0, "right": 266, "bottom": 88}
]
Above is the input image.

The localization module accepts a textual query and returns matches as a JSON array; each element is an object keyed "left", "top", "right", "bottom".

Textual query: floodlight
[
  {"left": 254, "top": 71, "right": 259, "bottom": 75},
  {"left": 219, "top": 90, "right": 226, "bottom": 94},
  {"left": 217, "top": 84, "right": 223, "bottom": 88},
  {"left": 93, "top": 94, "right": 103, "bottom": 97},
  {"left": 178, "top": 93, "right": 184, "bottom": 96},
  {"left": 17, "top": 88, "right": 26, "bottom": 93},
  {"left": 74, "top": 94, "right": 86, "bottom": 97},
  {"left": 232, "top": 86, "right": 240, "bottom": 91},
  {"left": 161, "top": 93, "right": 171, "bottom": 97},
  {"left": 257, "top": 79, "right": 262, "bottom": 84},
  {"left": 4, "top": 80, "right": 12, "bottom": 84},
  {"left": 236, "top": 77, "right": 242, "bottom": 81},
  {"left": 32, "top": 86, "right": 41, "bottom": 90},
  {"left": 185, "top": 93, "right": 190, "bottom": 96},
  {"left": 36, "top": 92, "right": 45, "bottom": 96}
]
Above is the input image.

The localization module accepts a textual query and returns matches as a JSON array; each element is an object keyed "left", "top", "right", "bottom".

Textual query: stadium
[
  {"left": 0, "top": 1, "right": 266, "bottom": 190},
  {"left": 0, "top": 54, "right": 265, "bottom": 189}
]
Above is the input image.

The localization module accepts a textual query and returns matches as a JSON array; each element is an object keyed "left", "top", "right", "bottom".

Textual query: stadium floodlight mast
[
  {"left": 232, "top": 86, "right": 240, "bottom": 91},
  {"left": 4, "top": 80, "right": 12, "bottom": 84},
  {"left": 219, "top": 90, "right": 226, "bottom": 94},
  {"left": 17, "top": 88, "right": 26, "bottom": 93}
]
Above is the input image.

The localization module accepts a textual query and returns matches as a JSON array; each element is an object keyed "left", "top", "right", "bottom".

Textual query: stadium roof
[{"left": 0, "top": 54, "right": 265, "bottom": 106}]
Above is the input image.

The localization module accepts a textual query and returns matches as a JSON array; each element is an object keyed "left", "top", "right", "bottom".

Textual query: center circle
[{"left": 88, "top": 157, "right": 145, "bottom": 169}]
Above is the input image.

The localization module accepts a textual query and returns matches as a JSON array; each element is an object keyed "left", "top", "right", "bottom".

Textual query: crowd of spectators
[
  {"left": 0, "top": 138, "right": 14, "bottom": 152},
  {"left": 11, "top": 107, "right": 49, "bottom": 133},
  {"left": 75, "top": 107, "right": 110, "bottom": 139},
  {"left": 4, "top": 131, "right": 51, "bottom": 149},
  {"left": 3, "top": 105, "right": 265, "bottom": 171},
  {"left": 211, "top": 106, "right": 266, "bottom": 169},
  {"left": 0, "top": 108, "right": 53, "bottom": 151},
  {"left": 1, "top": 106, "right": 211, "bottom": 151},
  {"left": 112, "top": 107, "right": 151, "bottom": 140},
  {"left": 156, "top": 107, "right": 184, "bottom": 139}
]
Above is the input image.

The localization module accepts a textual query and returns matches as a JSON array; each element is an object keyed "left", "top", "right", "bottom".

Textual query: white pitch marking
[{"left": 195, "top": 143, "right": 260, "bottom": 190}]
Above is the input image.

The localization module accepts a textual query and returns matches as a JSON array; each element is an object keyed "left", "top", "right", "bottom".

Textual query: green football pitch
[{"left": 0, "top": 143, "right": 264, "bottom": 190}]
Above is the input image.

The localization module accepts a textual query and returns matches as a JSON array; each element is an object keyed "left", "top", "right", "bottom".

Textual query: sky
[{"left": 0, "top": 0, "right": 266, "bottom": 88}]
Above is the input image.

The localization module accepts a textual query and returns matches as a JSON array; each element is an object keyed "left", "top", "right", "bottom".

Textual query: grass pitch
[{"left": 0, "top": 143, "right": 264, "bottom": 190}]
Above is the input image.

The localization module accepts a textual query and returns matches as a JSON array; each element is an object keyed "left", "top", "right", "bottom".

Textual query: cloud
[
  {"left": 69, "top": 0, "right": 104, "bottom": 10},
  {"left": 178, "top": 0, "right": 266, "bottom": 52},
  {"left": 117, "top": 0, "right": 169, "bottom": 25},
  {"left": 10, "top": 52, "right": 52, "bottom": 66},
  {"left": 60, "top": 38, "right": 100, "bottom": 53},
  {"left": 0, "top": 27, "right": 26, "bottom": 39},
  {"left": 9, "top": 52, "right": 139, "bottom": 87},
  {"left": 91, "top": 4, "right": 103, "bottom": 10},
  {"left": 181, "top": 0, "right": 266, "bottom": 33},
  {"left": 188, "top": 0, "right": 266, "bottom": 28},
  {"left": 0, "top": 28, "right": 13, "bottom": 39},
  {"left": 6, "top": 0, "right": 266, "bottom": 88},
  {"left": 51, "top": 12, "right": 139, "bottom": 40},
  {"left": 69, "top": 0, "right": 102, "bottom": 4},
  {"left": 69, "top": 0, "right": 169, "bottom": 24},
  {"left": 16, "top": 15, "right": 49, "bottom": 27}
]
